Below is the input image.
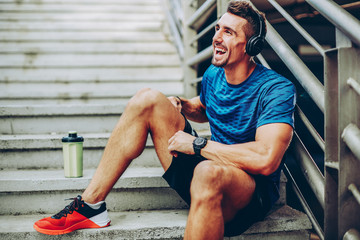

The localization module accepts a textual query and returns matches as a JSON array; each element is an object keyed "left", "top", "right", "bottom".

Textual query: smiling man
[
  {"left": 34, "top": 1, "right": 296, "bottom": 239},
  {"left": 170, "top": 2, "right": 296, "bottom": 238}
]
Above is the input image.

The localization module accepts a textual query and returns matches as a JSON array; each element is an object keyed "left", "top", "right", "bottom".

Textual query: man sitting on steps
[{"left": 34, "top": 0, "right": 296, "bottom": 238}]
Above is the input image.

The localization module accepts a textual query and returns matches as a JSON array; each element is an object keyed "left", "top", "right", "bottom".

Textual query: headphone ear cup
[
  {"left": 246, "top": 35, "right": 256, "bottom": 56},
  {"left": 246, "top": 36, "right": 264, "bottom": 56}
]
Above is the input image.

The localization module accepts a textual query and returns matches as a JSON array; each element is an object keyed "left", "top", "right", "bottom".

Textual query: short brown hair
[{"left": 227, "top": 0, "right": 266, "bottom": 40}]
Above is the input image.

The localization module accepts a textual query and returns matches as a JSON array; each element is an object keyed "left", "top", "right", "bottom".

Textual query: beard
[
  {"left": 211, "top": 56, "right": 228, "bottom": 67},
  {"left": 211, "top": 51, "right": 228, "bottom": 67}
]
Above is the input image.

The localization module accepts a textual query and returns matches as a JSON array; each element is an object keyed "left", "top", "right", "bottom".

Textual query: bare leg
[
  {"left": 184, "top": 160, "right": 256, "bottom": 240},
  {"left": 82, "top": 88, "right": 185, "bottom": 203}
]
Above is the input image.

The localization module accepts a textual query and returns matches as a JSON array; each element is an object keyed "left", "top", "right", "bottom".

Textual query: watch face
[{"left": 194, "top": 137, "right": 206, "bottom": 145}]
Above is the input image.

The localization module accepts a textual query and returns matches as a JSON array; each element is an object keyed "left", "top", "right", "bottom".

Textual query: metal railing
[{"left": 164, "top": 0, "right": 360, "bottom": 239}]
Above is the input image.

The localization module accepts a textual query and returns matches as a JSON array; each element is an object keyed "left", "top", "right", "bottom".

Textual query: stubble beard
[{"left": 211, "top": 55, "right": 228, "bottom": 68}]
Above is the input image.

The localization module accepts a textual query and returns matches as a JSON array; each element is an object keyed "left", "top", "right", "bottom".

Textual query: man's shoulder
[
  {"left": 255, "top": 64, "right": 294, "bottom": 89},
  {"left": 255, "top": 64, "right": 283, "bottom": 79}
]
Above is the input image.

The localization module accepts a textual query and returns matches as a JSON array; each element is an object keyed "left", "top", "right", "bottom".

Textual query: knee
[
  {"left": 190, "top": 161, "right": 226, "bottom": 203},
  {"left": 126, "top": 88, "right": 163, "bottom": 113}
]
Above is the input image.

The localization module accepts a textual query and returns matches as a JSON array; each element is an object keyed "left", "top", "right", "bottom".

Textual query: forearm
[
  {"left": 200, "top": 123, "right": 293, "bottom": 176},
  {"left": 179, "top": 96, "right": 208, "bottom": 123},
  {"left": 200, "top": 140, "right": 278, "bottom": 176}
]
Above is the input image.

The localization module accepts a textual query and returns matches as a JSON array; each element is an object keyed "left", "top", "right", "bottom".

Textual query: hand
[
  {"left": 168, "top": 96, "right": 182, "bottom": 113},
  {"left": 168, "top": 131, "right": 196, "bottom": 157}
]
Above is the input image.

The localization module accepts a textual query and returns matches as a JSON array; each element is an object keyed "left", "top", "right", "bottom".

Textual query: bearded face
[{"left": 211, "top": 12, "right": 248, "bottom": 68}]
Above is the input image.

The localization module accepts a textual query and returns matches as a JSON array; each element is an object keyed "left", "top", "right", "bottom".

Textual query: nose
[{"left": 213, "top": 30, "right": 222, "bottom": 45}]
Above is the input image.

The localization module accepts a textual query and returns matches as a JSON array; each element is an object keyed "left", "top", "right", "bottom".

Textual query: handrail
[
  {"left": 296, "top": 106, "right": 325, "bottom": 151},
  {"left": 284, "top": 164, "right": 324, "bottom": 240},
  {"left": 190, "top": 20, "right": 216, "bottom": 47},
  {"left": 163, "top": 0, "right": 184, "bottom": 59},
  {"left": 342, "top": 124, "right": 360, "bottom": 161},
  {"left": 172, "top": 0, "right": 184, "bottom": 24},
  {"left": 348, "top": 183, "right": 360, "bottom": 206},
  {"left": 187, "top": 0, "right": 216, "bottom": 31},
  {"left": 187, "top": 45, "right": 212, "bottom": 67},
  {"left": 292, "top": 133, "right": 325, "bottom": 209},
  {"left": 165, "top": 8, "right": 184, "bottom": 59},
  {"left": 348, "top": 78, "right": 360, "bottom": 96},
  {"left": 344, "top": 229, "right": 360, "bottom": 240},
  {"left": 306, "top": 0, "right": 360, "bottom": 47},
  {"left": 267, "top": 0, "right": 325, "bottom": 56},
  {"left": 255, "top": 54, "right": 270, "bottom": 69}
]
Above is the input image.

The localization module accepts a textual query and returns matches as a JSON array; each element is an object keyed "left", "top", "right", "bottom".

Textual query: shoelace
[{"left": 52, "top": 196, "right": 83, "bottom": 219}]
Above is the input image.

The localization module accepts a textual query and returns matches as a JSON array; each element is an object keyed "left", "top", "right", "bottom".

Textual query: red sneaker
[{"left": 34, "top": 195, "right": 111, "bottom": 235}]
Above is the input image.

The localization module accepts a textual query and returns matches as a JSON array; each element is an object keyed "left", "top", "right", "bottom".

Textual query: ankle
[{"left": 81, "top": 192, "right": 105, "bottom": 204}]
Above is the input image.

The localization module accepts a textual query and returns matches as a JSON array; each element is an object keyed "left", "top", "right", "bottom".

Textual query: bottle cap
[{"left": 62, "top": 131, "right": 84, "bottom": 143}]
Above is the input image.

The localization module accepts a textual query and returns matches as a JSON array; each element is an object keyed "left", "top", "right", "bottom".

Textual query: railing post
[
  {"left": 183, "top": 0, "right": 198, "bottom": 98},
  {"left": 336, "top": 29, "right": 360, "bottom": 239},
  {"left": 324, "top": 47, "right": 339, "bottom": 240}
]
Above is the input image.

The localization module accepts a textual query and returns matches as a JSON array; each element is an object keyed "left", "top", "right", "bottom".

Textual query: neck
[{"left": 224, "top": 60, "right": 256, "bottom": 85}]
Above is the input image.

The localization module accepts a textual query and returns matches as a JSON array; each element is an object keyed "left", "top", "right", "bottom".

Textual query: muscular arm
[
  {"left": 168, "top": 122, "right": 293, "bottom": 176},
  {"left": 201, "top": 123, "right": 293, "bottom": 176}
]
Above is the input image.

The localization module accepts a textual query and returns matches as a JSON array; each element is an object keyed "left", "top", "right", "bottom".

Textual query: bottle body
[
  {"left": 62, "top": 131, "right": 84, "bottom": 178},
  {"left": 62, "top": 142, "right": 83, "bottom": 177}
]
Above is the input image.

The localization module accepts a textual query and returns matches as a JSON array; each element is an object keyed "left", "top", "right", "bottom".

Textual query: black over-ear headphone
[{"left": 245, "top": 11, "right": 266, "bottom": 56}]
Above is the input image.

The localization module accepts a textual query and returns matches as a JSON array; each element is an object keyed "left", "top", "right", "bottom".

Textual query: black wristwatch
[{"left": 193, "top": 137, "right": 208, "bottom": 156}]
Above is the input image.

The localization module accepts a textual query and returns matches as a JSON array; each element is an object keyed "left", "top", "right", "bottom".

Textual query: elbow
[
  {"left": 258, "top": 166, "right": 275, "bottom": 176},
  {"left": 257, "top": 156, "right": 280, "bottom": 176}
]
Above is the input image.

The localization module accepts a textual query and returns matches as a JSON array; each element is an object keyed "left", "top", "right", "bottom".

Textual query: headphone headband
[{"left": 255, "top": 11, "right": 265, "bottom": 40}]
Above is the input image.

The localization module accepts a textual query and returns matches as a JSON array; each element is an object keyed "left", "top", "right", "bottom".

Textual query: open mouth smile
[{"left": 215, "top": 47, "right": 227, "bottom": 55}]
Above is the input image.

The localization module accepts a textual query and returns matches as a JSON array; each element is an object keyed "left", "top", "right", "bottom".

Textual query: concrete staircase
[{"left": 0, "top": 0, "right": 312, "bottom": 239}]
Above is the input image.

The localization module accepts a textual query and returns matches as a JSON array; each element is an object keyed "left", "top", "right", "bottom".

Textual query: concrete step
[
  {"left": 0, "top": 121, "right": 211, "bottom": 169},
  {"left": 0, "top": 21, "right": 162, "bottom": 32},
  {"left": 0, "top": 98, "right": 116, "bottom": 105},
  {"left": 0, "top": 98, "right": 128, "bottom": 105},
  {"left": 0, "top": 67, "right": 182, "bottom": 83},
  {"left": 0, "top": 12, "right": 164, "bottom": 22},
  {"left": 0, "top": 166, "right": 286, "bottom": 215},
  {"left": 0, "top": 42, "right": 177, "bottom": 54},
  {"left": 0, "top": 132, "right": 161, "bottom": 170},
  {"left": 0, "top": 119, "right": 210, "bottom": 169},
  {"left": 0, "top": 31, "right": 168, "bottom": 42},
  {"left": 0, "top": 53, "right": 181, "bottom": 68},
  {"left": 227, "top": 205, "right": 312, "bottom": 240},
  {"left": 0, "top": 205, "right": 312, "bottom": 239},
  {"left": 0, "top": 0, "right": 160, "bottom": 4},
  {"left": 0, "top": 3, "right": 162, "bottom": 14},
  {"left": 0, "top": 81, "right": 183, "bottom": 106},
  {"left": 0, "top": 103, "right": 124, "bottom": 134},
  {"left": 0, "top": 210, "right": 188, "bottom": 240},
  {"left": 0, "top": 167, "right": 188, "bottom": 215},
  {"left": 1, "top": 0, "right": 160, "bottom": 3},
  {"left": 0, "top": 104, "right": 210, "bottom": 134}
]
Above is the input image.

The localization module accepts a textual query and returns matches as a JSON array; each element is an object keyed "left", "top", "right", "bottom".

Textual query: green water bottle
[{"left": 62, "top": 131, "right": 84, "bottom": 178}]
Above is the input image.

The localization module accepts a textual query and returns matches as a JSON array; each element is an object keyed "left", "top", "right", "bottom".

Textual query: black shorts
[{"left": 162, "top": 116, "right": 273, "bottom": 237}]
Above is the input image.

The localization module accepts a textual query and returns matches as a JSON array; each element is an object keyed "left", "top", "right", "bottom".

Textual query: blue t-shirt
[
  {"left": 199, "top": 64, "right": 296, "bottom": 205},
  {"left": 200, "top": 64, "right": 296, "bottom": 144}
]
